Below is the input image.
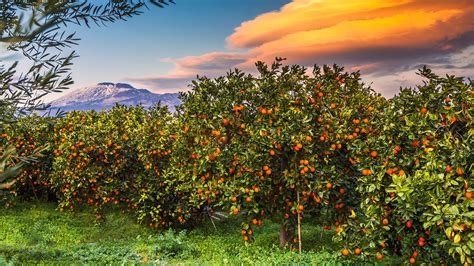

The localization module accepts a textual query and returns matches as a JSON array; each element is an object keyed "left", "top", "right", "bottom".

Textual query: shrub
[{"left": 339, "top": 67, "right": 473, "bottom": 264}]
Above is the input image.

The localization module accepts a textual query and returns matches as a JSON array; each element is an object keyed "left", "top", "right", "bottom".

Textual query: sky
[{"left": 4, "top": 0, "right": 474, "bottom": 100}]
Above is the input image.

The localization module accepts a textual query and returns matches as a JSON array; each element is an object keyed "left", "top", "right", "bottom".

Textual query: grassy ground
[{"left": 0, "top": 202, "right": 396, "bottom": 265}]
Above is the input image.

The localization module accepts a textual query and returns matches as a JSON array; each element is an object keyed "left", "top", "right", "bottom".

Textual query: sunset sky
[{"left": 38, "top": 0, "right": 474, "bottom": 99}]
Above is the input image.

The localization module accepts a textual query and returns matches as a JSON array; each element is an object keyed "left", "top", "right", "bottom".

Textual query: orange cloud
[{"left": 229, "top": 0, "right": 474, "bottom": 69}]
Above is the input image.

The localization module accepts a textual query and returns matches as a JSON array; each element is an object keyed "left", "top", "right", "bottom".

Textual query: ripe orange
[
  {"left": 382, "top": 218, "right": 389, "bottom": 226},
  {"left": 376, "top": 253, "right": 383, "bottom": 260},
  {"left": 456, "top": 167, "right": 463, "bottom": 176},
  {"left": 341, "top": 249, "right": 350, "bottom": 256},
  {"left": 412, "top": 250, "right": 419, "bottom": 257},
  {"left": 326, "top": 182, "right": 333, "bottom": 189},
  {"left": 409, "top": 257, "right": 416, "bottom": 264},
  {"left": 354, "top": 248, "right": 362, "bottom": 255},
  {"left": 418, "top": 239, "right": 425, "bottom": 247},
  {"left": 232, "top": 207, "right": 239, "bottom": 215},
  {"left": 246, "top": 197, "right": 252, "bottom": 203},
  {"left": 297, "top": 205, "right": 304, "bottom": 212},
  {"left": 420, "top": 107, "right": 427, "bottom": 113},
  {"left": 370, "top": 151, "right": 377, "bottom": 157},
  {"left": 466, "top": 191, "right": 472, "bottom": 199}
]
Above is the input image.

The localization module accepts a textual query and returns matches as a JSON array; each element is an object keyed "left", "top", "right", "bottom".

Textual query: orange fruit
[
  {"left": 370, "top": 151, "right": 377, "bottom": 157},
  {"left": 354, "top": 248, "right": 362, "bottom": 255},
  {"left": 409, "top": 257, "right": 416, "bottom": 264},
  {"left": 362, "top": 169, "right": 371, "bottom": 176},
  {"left": 382, "top": 218, "right": 389, "bottom": 226},
  {"left": 467, "top": 191, "right": 472, "bottom": 199},
  {"left": 376, "top": 253, "right": 383, "bottom": 260},
  {"left": 420, "top": 107, "right": 427, "bottom": 113},
  {"left": 341, "top": 249, "right": 350, "bottom": 256},
  {"left": 326, "top": 182, "right": 333, "bottom": 189}
]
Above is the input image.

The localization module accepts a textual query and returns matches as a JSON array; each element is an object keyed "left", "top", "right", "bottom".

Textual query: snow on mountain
[{"left": 49, "top": 82, "right": 181, "bottom": 112}]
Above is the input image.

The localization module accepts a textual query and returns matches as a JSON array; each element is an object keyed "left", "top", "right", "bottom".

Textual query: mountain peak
[
  {"left": 97, "top": 82, "right": 115, "bottom": 86},
  {"left": 96, "top": 82, "right": 135, "bottom": 89},
  {"left": 49, "top": 82, "right": 181, "bottom": 112}
]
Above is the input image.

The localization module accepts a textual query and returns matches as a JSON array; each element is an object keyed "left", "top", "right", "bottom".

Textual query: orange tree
[
  {"left": 0, "top": 115, "right": 54, "bottom": 203},
  {"left": 48, "top": 104, "right": 180, "bottom": 224},
  {"left": 49, "top": 106, "right": 145, "bottom": 220},
  {"left": 175, "top": 59, "right": 383, "bottom": 246},
  {"left": 339, "top": 67, "right": 473, "bottom": 264},
  {"left": 131, "top": 104, "right": 183, "bottom": 229}
]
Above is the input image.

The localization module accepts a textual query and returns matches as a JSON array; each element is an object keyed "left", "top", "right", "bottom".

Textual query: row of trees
[{"left": 1, "top": 60, "right": 472, "bottom": 264}]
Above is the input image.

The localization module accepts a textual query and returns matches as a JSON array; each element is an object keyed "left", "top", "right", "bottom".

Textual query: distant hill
[{"left": 49, "top": 82, "right": 181, "bottom": 112}]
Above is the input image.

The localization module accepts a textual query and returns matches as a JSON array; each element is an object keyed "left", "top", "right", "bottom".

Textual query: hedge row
[{"left": 1, "top": 61, "right": 472, "bottom": 264}]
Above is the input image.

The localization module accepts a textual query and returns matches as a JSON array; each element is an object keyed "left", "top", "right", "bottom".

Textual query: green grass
[{"left": 0, "top": 202, "right": 397, "bottom": 265}]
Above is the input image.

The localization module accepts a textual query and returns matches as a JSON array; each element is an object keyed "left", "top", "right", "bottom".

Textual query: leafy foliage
[
  {"left": 337, "top": 67, "right": 473, "bottom": 264},
  {"left": 0, "top": 60, "right": 472, "bottom": 264}
]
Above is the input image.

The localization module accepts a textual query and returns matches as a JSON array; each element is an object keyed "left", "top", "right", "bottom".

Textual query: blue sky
[{"left": 62, "top": 0, "right": 289, "bottom": 97}]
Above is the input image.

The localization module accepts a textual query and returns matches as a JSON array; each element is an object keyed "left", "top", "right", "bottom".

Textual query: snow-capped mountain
[{"left": 49, "top": 82, "right": 181, "bottom": 112}]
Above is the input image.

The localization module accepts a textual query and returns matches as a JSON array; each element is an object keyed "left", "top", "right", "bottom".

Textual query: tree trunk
[{"left": 279, "top": 223, "right": 294, "bottom": 247}]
